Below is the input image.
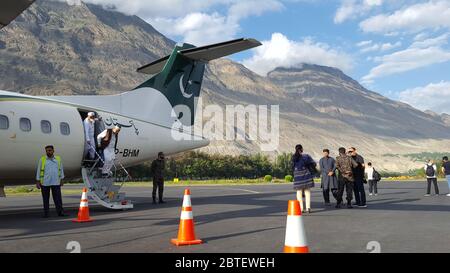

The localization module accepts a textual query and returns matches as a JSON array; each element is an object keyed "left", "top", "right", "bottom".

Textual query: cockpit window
[
  {"left": 41, "top": 120, "right": 52, "bottom": 134},
  {"left": 19, "top": 118, "right": 31, "bottom": 132},
  {"left": 0, "top": 115, "right": 8, "bottom": 129},
  {"left": 60, "top": 122, "right": 70, "bottom": 136}
]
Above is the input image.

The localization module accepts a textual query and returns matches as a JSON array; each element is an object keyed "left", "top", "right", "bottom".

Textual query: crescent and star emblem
[{"left": 179, "top": 74, "right": 193, "bottom": 99}]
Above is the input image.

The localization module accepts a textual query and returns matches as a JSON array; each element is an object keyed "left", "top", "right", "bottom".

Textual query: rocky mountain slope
[
  {"left": 0, "top": 0, "right": 173, "bottom": 95},
  {"left": 1, "top": 0, "right": 449, "bottom": 172},
  {"left": 268, "top": 65, "right": 450, "bottom": 139}
]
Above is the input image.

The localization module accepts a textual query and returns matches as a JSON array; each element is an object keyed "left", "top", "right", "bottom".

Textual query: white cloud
[
  {"left": 73, "top": 0, "right": 283, "bottom": 45},
  {"left": 414, "top": 32, "right": 429, "bottom": 42},
  {"left": 411, "top": 33, "right": 449, "bottom": 48},
  {"left": 227, "top": 0, "right": 283, "bottom": 22},
  {"left": 399, "top": 81, "right": 450, "bottom": 114},
  {"left": 149, "top": 12, "right": 239, "bottom": 45},
  {"left": 360, "top": 0, "right": 450, "bottom": 34},
  {"left": 357, "top": 40, "right": 373, "bottom": 47},
  {"left": 74, "top": 0, "right": 233, "bottom": 18},
  {"left": 242, "top": 33, "right": 353, "bottom": 76},
  {"left": 358, "top": 41, "right": 402, "bottom": 53},
  {"left": 334, "top": 0, "right": 383, "bottom": 24},
  {"left": 361, "top": 34, "right": 450, "bottom": 84}
]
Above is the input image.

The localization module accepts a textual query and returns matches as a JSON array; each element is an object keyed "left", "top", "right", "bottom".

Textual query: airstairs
[{"left": 81, "top": 153, "right": 134, "bottom": 210}]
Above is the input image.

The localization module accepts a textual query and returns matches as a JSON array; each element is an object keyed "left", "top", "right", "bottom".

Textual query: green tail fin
[
  {"left": 135, "top": 38, "right": 262, "bottom": 126},
  {"left": 135, "top": 43, "right": 205, "bottom": 126}
]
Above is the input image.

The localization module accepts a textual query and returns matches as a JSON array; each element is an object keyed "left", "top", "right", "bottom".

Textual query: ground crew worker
[
  {"left": 97, "top": 125, "right": 121, "bottom": 177},
  {"left": 151, "top": 152, "right": 166, "bottom": 204},
  {"left": 83, "top": 112, "right": 96, "bottom": 161},
  {"left": 335, "top": 147, "right": 358, "bottom": 209},
  {"left": 35, "top": 145, "right": 66, "bottom": 218}
]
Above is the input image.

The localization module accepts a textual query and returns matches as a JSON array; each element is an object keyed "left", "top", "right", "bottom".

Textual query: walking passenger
[
  {"left": 319, "top": 149, "right": 338, "bottom": 206},
  {"left": 442, "top": 156, "right": 450, "bottom": 197},
  {"left": 97, "top": 125, "right": 121, "bottom": 177},
  {"left": 335, "top": 147, "right": 358, "bottom": 209},
  {"left": 365, "top": 162, "right": 381, "bottom": 196},
  {"left": 349, "top": 147, "right": 367, "bottom": 207},
  {"left": 83, "top": 112, "right": 96, "bottom": 161},
  {"left": 424, "top": 159, "right": 439, "bottom": 196},
  {"left": 291, "top": 144, "right": 316, "bottom": 214}
]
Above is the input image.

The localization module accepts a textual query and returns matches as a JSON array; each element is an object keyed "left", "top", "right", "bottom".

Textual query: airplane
[{"left": 0, "top": 0, "right": 262, "bottom": 208}]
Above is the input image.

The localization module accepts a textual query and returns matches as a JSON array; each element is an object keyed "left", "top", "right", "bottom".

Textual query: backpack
[
  {"left": 426, "top": 165, "right": 435, "bottom": 177},
  {"left": 373, "top": 169, "right": 381, "bottom": 181}
]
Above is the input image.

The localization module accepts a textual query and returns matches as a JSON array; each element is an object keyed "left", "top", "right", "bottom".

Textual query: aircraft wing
[
  {"left": 0, "top": 0, "right": 35, "bottom": 29},
  {"left": 137, "top": 38, "right": 262, "bottom": 75},
  {"left": 179, "top": 38, "right": 262, "bottom": 62}
]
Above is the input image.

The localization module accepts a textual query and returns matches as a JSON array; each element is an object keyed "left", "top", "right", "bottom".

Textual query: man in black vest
[
  {"left": 349, "top": 147, "right": 367, "bottom": 207},
  {"left": 151, "top": 152, "right": 166, "bottom": 204}
]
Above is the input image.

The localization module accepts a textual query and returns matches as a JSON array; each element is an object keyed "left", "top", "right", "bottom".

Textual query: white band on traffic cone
[
  {"left": 180, "top": 211, "right": 193, "bottom": 220},
  {"left": 284, "top": 215, "right": 308, "bottom": 247},
  {"left": 182, "top": 195, "right": 192, "bottom": 207}
]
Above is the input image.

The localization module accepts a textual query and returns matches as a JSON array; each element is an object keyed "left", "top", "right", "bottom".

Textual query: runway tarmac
[{"left": 0, "top": 182, "right": 449, "bottom": 253}]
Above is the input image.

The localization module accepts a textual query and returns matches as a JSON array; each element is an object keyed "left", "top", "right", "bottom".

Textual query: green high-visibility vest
[{"left": 39, "top": 155, "right": 61, "bottom": 184}]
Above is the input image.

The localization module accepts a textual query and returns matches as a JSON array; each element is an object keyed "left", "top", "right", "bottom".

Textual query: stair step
[{"left": 81, "top": 167, "right": 133, "bottom": 210}]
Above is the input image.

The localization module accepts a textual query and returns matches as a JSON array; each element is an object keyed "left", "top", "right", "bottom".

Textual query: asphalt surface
[{"left": 0, "top": 181, "right": 449, "bottom": 253}]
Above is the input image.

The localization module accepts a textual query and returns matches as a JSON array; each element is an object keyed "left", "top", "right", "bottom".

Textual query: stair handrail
[{"left": 84, "top": 145, "right": 133, "bottom": 187}]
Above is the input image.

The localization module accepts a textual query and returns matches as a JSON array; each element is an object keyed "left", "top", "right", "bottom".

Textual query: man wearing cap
[
  {"left": 83, "top": 112, "right": 96, "bottom": 161},
  {"left": 97, "top": 125, "right": 121, "bottom": 177},
  {"left": 335, "top": 147, "right": 358, "bottom": 209}
]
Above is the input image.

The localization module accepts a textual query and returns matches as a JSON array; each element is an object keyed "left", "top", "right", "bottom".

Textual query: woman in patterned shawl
[{"left": 291, "top": 144, "right": 317, "bottom": 213}]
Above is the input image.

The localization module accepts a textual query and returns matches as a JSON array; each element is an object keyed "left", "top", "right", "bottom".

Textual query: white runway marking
[
  {"left": 126, "top": 186, "right": 261, "bottom": 195},
  {"left": 218, "top": 188, "right": 260, "bottom": 194},
  {"left": 167, "top": 186, "right": 261, "bottom": 194}
]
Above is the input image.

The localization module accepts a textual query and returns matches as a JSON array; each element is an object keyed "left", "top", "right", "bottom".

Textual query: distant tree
[
  {"left": 274, "top": 152, "right": 292, "bottom": 178},
  {"left": 122, "top": 151, "right": 307, "bottom": 181}
]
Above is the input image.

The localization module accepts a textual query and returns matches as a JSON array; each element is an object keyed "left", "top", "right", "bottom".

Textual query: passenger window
[
  {"left": 41, "top": 120, "right": 52, "bottom": 134},
  {"left": 60, "top": 122, "right": 70, "bottom": 136},
  {"left": 19, "top": 118, "right": 31, "bottom": 132},
  {"left": 0, "top": 115, "right": 8, "bottom": 129}
]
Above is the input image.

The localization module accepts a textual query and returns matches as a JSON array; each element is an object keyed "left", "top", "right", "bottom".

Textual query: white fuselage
[{"left": 0, "top": 88, "right": 209, "bottom": 186}]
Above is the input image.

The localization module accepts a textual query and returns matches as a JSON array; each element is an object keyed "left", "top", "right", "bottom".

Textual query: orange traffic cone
[
  {"left": 283, "top": 200, "right": 309, "bottom": 253},
  {"left": 171, "top": 188, "right": 203, "bottom": 246},
  {"left": 72, "top": 188, "right": 93, "bottom": 223}
]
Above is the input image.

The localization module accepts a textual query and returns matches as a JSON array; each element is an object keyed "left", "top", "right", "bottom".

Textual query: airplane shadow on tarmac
[{"left": 0, "top": 190, "right": 448, "bottom": 242}]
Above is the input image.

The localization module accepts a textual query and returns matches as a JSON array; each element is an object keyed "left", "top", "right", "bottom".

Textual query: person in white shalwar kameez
[
  {"left": 97, "top": 126, "right": 121, "bottom": 176},
  {"left": 83, "top": 112, "right": 96, "bottom": 160}
]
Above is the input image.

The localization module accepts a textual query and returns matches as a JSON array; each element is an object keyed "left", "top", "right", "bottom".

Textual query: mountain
[
  {"left": 201, "top": 62, "right": 450, "bottom": 172},
  {"left": 268, "top": 65, "right": 450, "bottom": 139},
  {"left": 1, "top": 0, "right": 449, "bottom": 172},
  {"left": 441, "top": 113, "right": 450, "bottom": 126},
  {"left": 0, "top": 0, "right": 173, "bottom": 95}
]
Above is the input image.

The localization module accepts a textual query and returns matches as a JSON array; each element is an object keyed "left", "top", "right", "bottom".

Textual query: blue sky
[{"left": 82, "top": 0, "right": 450, "bottom": 114}]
